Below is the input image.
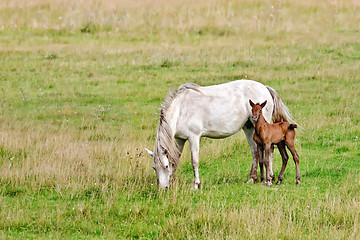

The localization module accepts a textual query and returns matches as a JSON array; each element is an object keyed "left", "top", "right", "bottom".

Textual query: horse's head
[
  {"left": 249, "top": 99, "right": 267, "bottom": 122},
  {"left": 145, "top": 148, "right": 174, "bottom": 189}
]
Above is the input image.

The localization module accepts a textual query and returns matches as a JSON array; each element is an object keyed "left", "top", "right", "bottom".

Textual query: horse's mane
[{"left": 154, "top": 83, "right": 201, "bottom": 168}]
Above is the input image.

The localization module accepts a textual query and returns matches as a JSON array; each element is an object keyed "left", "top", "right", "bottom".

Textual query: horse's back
[
  {"left": 199, "top": 79, "right": 268, "bottom": 95},
  {"left": 173, "top": 80, "right": 274, "bottom": 139},
  {"left": 178, "top": 80, "right": 270, "bottom": 109}
]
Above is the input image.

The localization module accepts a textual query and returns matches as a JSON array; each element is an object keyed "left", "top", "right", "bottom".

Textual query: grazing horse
[
  {"left": 146, "top": 80, "right": 295, "bottom": 189},
  {"left": 249, "top": 99, "right": 300, "bottom": 186}
]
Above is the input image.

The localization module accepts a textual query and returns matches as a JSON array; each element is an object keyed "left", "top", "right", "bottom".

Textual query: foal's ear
[
  {"left": 249, "top": 99, "right": 255, "bottom": 107},
  {"left": 260, "top": 100, "right": 267, "bottom": 108}
]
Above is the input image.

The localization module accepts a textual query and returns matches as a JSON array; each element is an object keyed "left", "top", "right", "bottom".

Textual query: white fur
[{"left": 148, "top": 80, "right": 291, "bottom": 189}]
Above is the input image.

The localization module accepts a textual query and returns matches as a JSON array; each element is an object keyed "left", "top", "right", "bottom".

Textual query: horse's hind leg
[
  {"left": 285, "top": 138, "right": 300, "bottom": 184},
  {"left": 243, "top": 127, "right": 259, "bottom": 183},
  {"left": 276, "top": 141, "right": 289, "bottom": 185},
  {"left": 270, "top": 145, "right": 275, "bottom": 181}
]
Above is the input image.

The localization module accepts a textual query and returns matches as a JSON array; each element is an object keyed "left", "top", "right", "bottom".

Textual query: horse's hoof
[
  {"left": 266, "top": 181, "right": 272, "bottom": 187},
  {"left": 276, "top": 181, "right": 281, "bottom": 185},
  {"left": 192, "top": 182, "right": 201, "bottom": 190},
  {"left": 296, "top": 180, "right": 300, "bottom": 185}
]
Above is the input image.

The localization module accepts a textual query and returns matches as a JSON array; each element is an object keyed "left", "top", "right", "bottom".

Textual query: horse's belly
[
  {"left": 201, "top": 120, "right": 244, "bottom": 138},
  {"left": 202, "top": 131, "right": 237, "bottom": 139}
]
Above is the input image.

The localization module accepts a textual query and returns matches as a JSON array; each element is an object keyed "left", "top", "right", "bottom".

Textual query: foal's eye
[{"left": 165, "top": 165, "right": 169, "bottom": 169}]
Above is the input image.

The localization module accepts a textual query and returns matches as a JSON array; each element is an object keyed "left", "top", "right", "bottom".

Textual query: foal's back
[
  {"left": 268, "top": 122, "right": 297, "bottom": 144},
  {"left": 264, "top": 122, "right": 297, "bottom": 144}
]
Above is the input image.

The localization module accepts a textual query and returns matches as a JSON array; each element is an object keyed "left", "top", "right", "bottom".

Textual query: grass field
[{"left": 0, "top": 0, "right": 359, "bottom": 238}]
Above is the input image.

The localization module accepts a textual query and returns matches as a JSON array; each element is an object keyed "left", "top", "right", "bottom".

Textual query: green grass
[{"left": 0, "top": 0, "right": 359, "bottom": 239}]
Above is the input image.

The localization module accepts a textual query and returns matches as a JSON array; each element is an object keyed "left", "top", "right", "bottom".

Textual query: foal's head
[{"left": 249, "top": 99, "right": 267, "bottom": 122}]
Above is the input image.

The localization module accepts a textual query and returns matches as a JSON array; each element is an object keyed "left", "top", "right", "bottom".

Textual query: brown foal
[{"left": 249, "top": 99, "right": 300, "bottom": 186}]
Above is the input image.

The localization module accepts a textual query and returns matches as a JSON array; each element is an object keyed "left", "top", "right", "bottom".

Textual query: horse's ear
[
  {"left": 145, "top": 148, "right": 154, "bottom": 157},
  {"left": 249, "top": 99, "right": 255, "bottom": 107},
  {"left": 260, "top": 100, "right": 267, "bottom": 108}
]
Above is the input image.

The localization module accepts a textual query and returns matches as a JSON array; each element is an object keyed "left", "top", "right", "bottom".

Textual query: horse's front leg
[
  {"left": 189, "top": 135, "right": 201, "bottom": 190},
  {"left": 175, "top": 138, "right": 186, "bottom": 158}
]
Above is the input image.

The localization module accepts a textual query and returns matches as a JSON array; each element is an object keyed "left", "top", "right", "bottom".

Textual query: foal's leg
[
  {"left": 285, "top": 138, "right": 301, "bottom": 184},
  {"left": 264, "top": 143, "right": 273, "bottom": 186},
  {"left": 189, "top": 135, "right": 201, "bottom": 189},
  {"left": 243, "top": 127, "right": 259, "bottom": 183},
  {"left": 257, "top": 144, "right": 265, "bottom": 183},
  {"left": 276, "top": 141, "right": 289, "bottom": 185}
]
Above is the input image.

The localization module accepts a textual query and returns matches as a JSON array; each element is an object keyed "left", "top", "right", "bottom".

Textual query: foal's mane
[{"left": 154, "top": 83, "right": 201, "bottom": 168}]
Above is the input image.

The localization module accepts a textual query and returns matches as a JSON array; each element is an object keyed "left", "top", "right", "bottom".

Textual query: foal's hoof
[
  {"left": 247, "top": 178, "right": 255, "bottom": 184},
  {"left": 296, "top": 180, "right": 301, "bottom": 185},
  {"left": 266, "top": 181, "right": 272, "bottom": 187},
  {"left": 261, "top": 181, "right": 269, "bottom": 186},
  {"left": 276, "top": 181, "right": 282, "bottom": 185}
]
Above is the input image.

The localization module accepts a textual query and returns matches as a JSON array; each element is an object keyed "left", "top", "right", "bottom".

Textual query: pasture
[{"left": 0, "top": 0, "right": 359, "bottom": 238}]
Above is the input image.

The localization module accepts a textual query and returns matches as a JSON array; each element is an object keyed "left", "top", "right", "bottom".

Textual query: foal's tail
[{"left": 266, "top": 86, "right": 297, "bottom": 124}]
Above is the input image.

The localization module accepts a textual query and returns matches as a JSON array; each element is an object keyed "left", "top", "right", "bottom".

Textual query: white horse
[{"left": 146, "top": 80, "right": 295, "bottom": 189}]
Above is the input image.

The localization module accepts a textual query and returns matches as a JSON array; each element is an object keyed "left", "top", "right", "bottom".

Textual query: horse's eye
[{"left": 165, "top": 165, "right": 169, "bottom": 169}]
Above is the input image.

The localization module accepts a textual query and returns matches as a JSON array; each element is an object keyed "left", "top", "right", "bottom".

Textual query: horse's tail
[{"left": 266, "top": 86, "right": 297, "bottom": 124}]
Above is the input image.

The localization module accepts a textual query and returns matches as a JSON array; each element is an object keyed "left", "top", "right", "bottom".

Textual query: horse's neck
[
  {"left": 156, "top": 104, "right": 182, "bottom": 166},
  {"left": 164, "top": 100, "right": 180, "bottom": 136}
]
